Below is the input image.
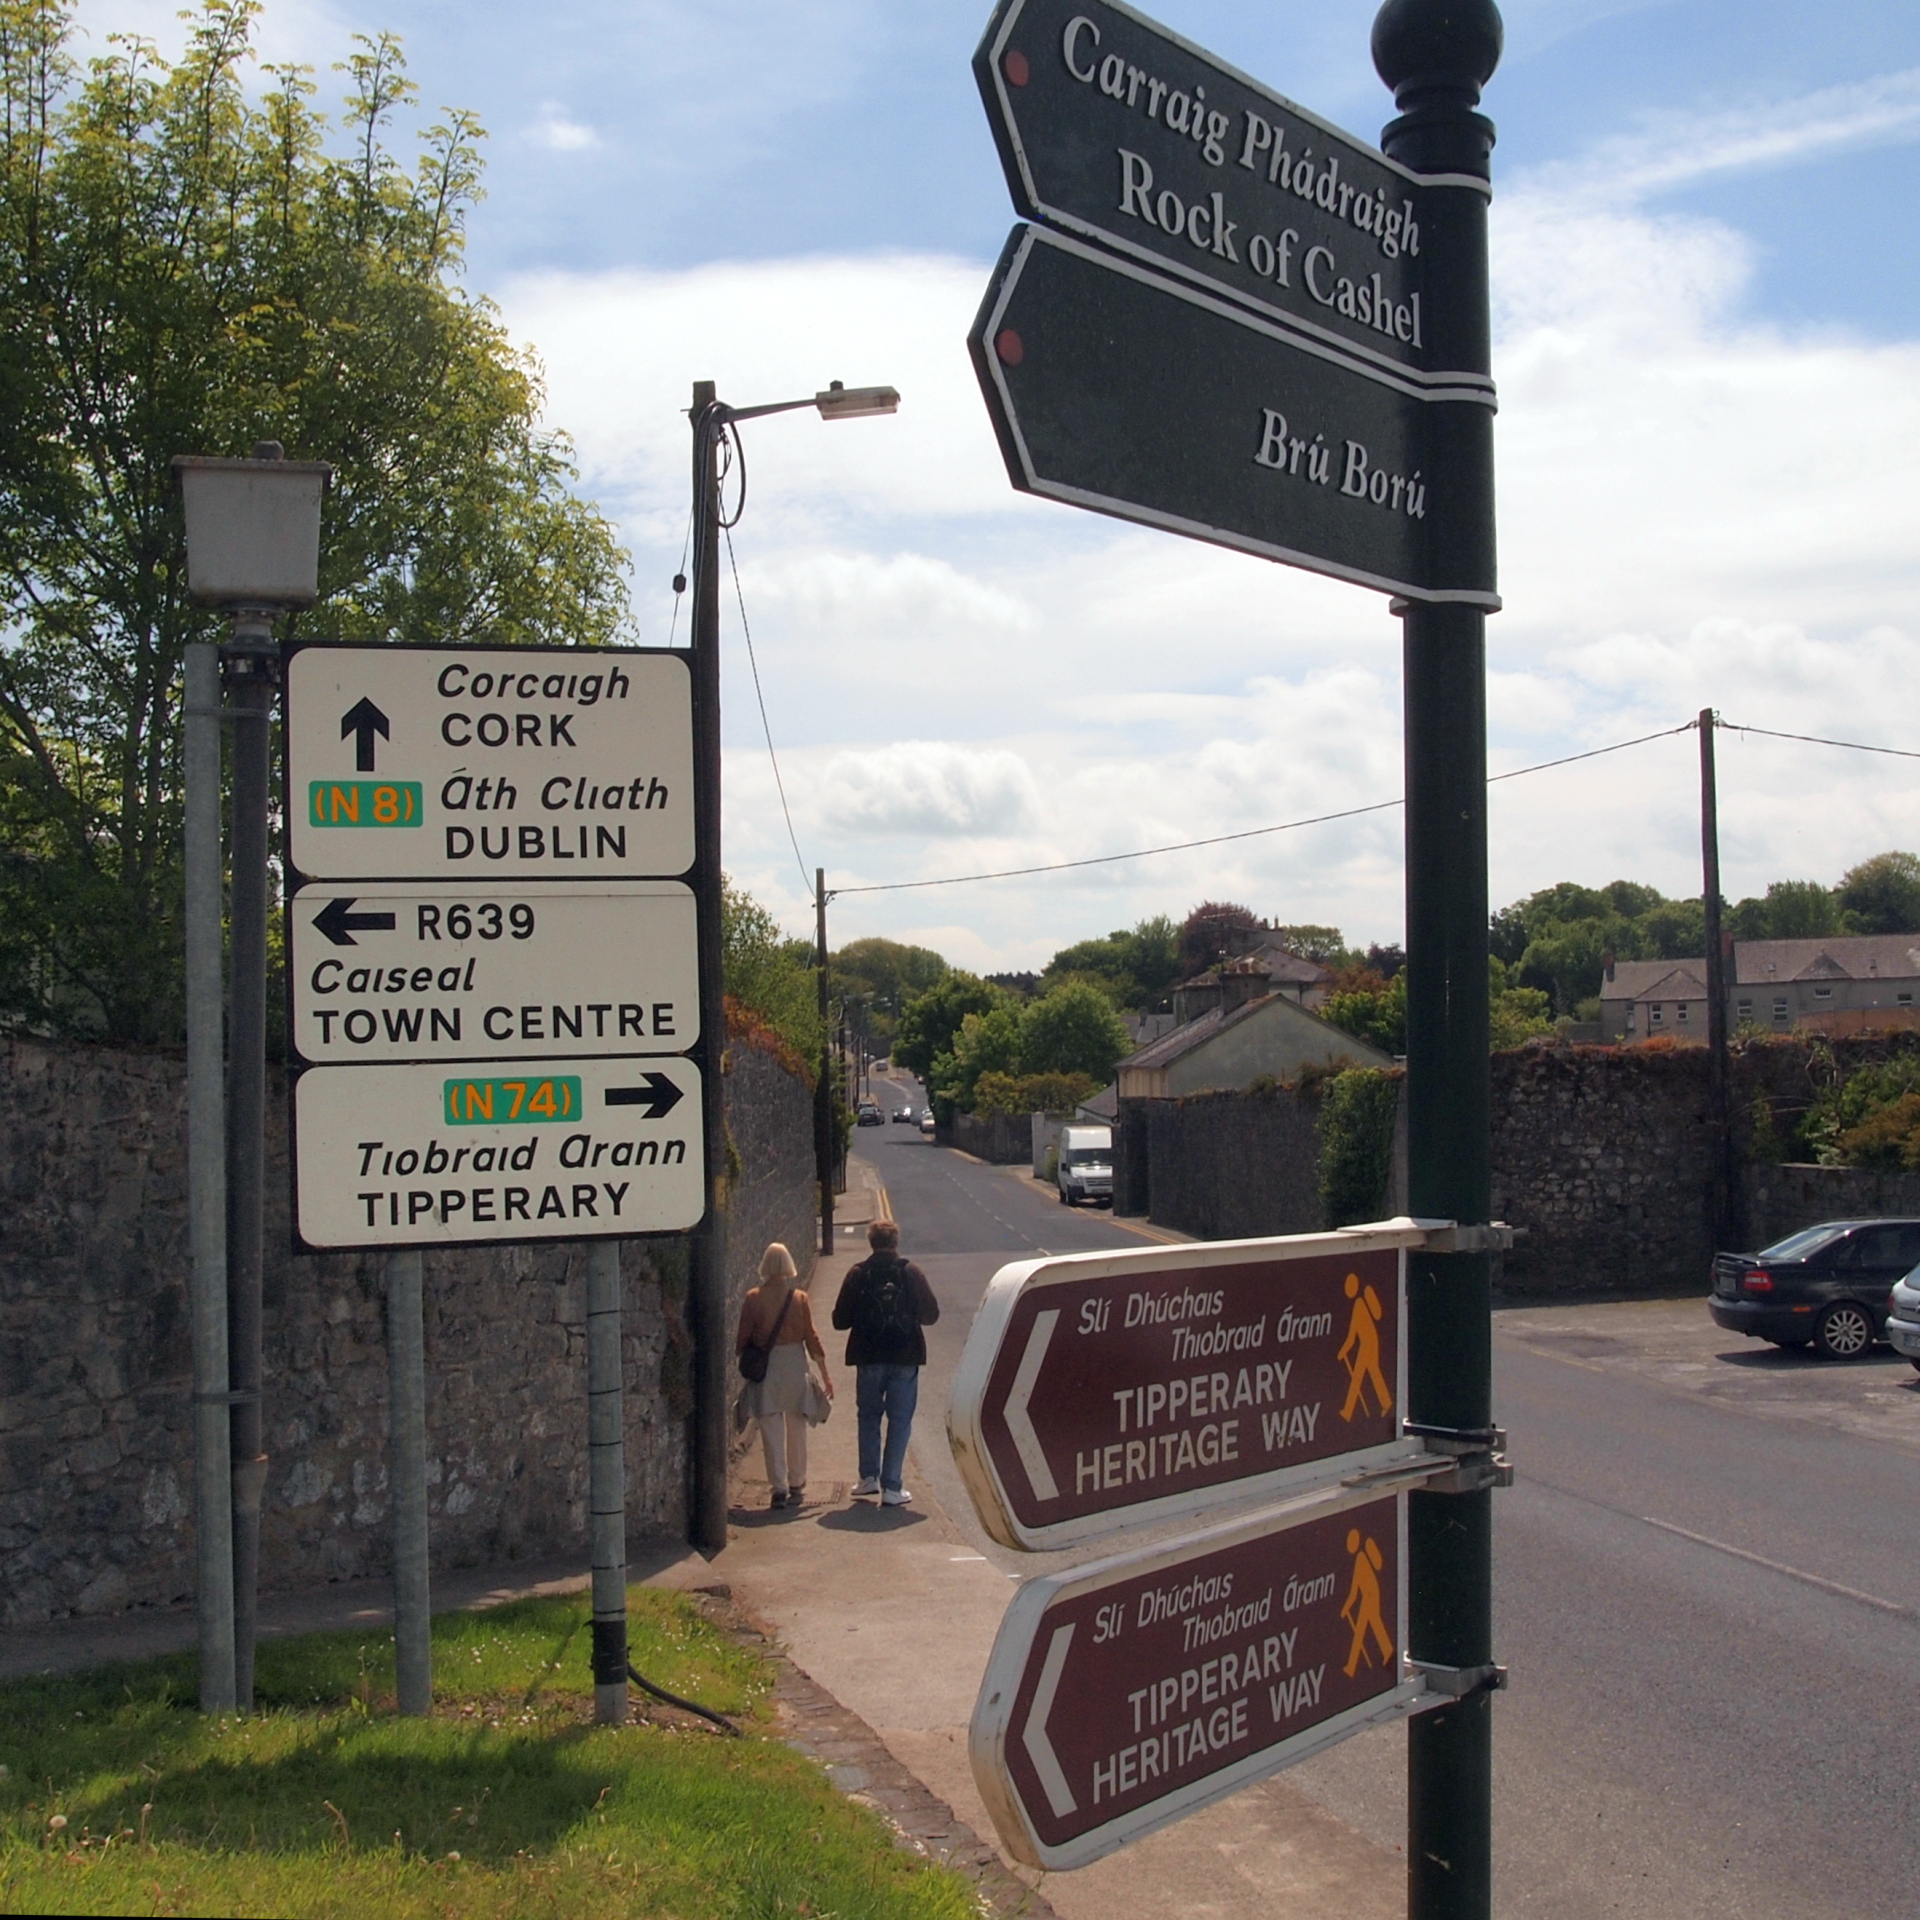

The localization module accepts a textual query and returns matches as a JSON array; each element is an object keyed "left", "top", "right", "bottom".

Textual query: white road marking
[{"left": 1643, "top": 1516, "right": 1912, "bottom": 1616}]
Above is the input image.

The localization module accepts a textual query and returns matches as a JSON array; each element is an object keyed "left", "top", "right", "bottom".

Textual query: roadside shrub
[
  {"left": 1317, "top": 1069, "right": 1400, "bottom": 1228},
  {"left": 1833, "top": 1091, "right": 1920, "bottom": 1170}
]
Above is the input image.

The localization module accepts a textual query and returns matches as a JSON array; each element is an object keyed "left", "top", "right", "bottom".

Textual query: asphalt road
[{"left": 863, "top": 1068, "right": 1920, "bottom": 1917}]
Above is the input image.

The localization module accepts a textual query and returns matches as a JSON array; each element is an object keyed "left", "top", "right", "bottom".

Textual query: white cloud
[
  {"left": 820, "top": 741, "right": 1041, "bottom": 839},
  {"left": 528, "top": 105, "right": 600, "bottom": 153}
]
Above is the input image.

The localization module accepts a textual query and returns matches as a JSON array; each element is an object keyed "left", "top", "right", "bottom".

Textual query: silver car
[{"left": 1886, "top": 1267, "right": 1920, "bottom": 1372}]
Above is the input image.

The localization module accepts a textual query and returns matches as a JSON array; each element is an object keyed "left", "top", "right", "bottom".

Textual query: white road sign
[
  {"left": 288, "top": 881, "right": 698, "bottom": 1065},
  {"left": 286, "top": 644, "right": 694, "bottom": 880},
  {"left": 292, "top": 1054, "right": 705, "bottom": 1249}
]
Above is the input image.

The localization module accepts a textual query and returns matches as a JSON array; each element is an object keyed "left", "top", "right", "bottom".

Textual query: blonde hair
[{"left": 758, "top": 1242, "right": 797, "bottom": 1284}]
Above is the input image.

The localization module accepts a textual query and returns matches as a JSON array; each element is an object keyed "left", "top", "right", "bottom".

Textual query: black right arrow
[
  {"left": 340, "top": 696, "right": 391, "bottom": 772},
  {"left": 605, "top": 1071, "right": 685, "bottom": 1121},
  {"left": 312, "top": 896, "right": 398, "bottom": 947}
]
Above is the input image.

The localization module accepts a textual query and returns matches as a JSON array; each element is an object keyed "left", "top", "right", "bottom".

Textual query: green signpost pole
[{"left": 1373, "top": 3, "right": 1504, "bottom": 1915}]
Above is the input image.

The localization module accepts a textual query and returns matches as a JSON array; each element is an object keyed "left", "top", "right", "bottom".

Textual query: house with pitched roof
[
  {"left": 1598, "top": 958, "right": 1711, "bottom": 1042},
  {"left": 1732, "top": 934, "right": 1920, "bottom": 1032}
]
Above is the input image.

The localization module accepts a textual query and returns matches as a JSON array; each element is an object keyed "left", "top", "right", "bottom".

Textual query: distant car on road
[
  {"left": 894, "top": 1105, "right": 915, "bottom": 1123},
  {"left": 1055, "top": 1124, "right": 1114, "bottom": 1208},
  {"left": 1708, "top": 1219, "right": 1920, "bottom": 1359},
  {"left": 1885, "top": 1267, "right": 1920, "bottom": 1372},
  {"left": 919, "top": 1108, "right": 936, "bottom": 1137},
  {"left": 855, "top": 1099, "right": 883, "bottom": 1127}
]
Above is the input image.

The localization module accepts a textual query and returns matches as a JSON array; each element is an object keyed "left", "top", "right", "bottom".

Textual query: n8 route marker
[
  {"left": 972, "top": 1487, "right": 1430, "bottom": 1871},
  {"left": 288, "top": 881, "right": 698, "bottom": 1064},
  {"left": 948, "top": 1225, "right": 1425, "bottom": 1552},
  {"left": 286, "top": 642, "right": 693, "bottom": 881},
  {"left": 291, "top": 1054, "right": 704, "bottom": 1250}
]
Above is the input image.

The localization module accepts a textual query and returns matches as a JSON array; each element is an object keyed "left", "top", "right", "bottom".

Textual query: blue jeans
[{"left": 855, "top": 1364, "right": 920, "bottom": 1491}]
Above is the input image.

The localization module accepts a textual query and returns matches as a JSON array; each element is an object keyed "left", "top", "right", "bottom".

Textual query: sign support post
[
  {"left": 587, "top": 1240, "right": 629, "bottom": 1725},
  {"left": 386, "top": 1248, "right": 432, "bottom": 1714},
  {"left": 184, "top": 641, "right": 235, "bottom": 1715},
  {"left": 687, "top": 382, "right": 731, "bottom": 1554},
  {"left": 1373, "top": 3, "right": 1504, "bottom": 1914},
  {"left": 223, "top": 616, "right": 276, "bottom": 1712},
  {"left": 816, "top": 869, "right": 835, "bottom": 1255}
]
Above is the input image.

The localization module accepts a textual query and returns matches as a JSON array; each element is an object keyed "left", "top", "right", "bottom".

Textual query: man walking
[{"left": 832, "top": 1219, "right": 940, "bottom": 1506}]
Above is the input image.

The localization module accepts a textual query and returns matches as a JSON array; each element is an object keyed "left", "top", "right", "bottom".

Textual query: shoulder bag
[{"left": 738, "top": 1285, "right": 795, "bottom": 1384}]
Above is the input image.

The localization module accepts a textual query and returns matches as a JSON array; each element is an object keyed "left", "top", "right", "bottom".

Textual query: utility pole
[
  {"left": 687, "top": 381, "right": 730, "bottom": 1553},
  {"left": 816, "top": 870, "right": 835, "bottom": 1255},
  {"left": 1700, "top": 708, "right": 1733, "bottom": 1248},
  {"left": 1374, "top": 2, "right": 1504, "bottom": 1914}
]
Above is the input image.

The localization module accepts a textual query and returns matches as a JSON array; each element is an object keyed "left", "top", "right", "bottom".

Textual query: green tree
[
  {"left": 722, "top": 877, "right": 820, "bottom": 1066},
  {"left": 1322, "top": 970, "right": 1407, "bottom": 1055},
  {"left": 0, "top": 2, "right": 628, "bottom": 1042},
  {"left": 1018, "top": 979, "right": 1132, "bottom": 1084},
  {"left": 891, "top": 969, "right": 1008, "bottom": 1081},
  {"left": 1726, "top": 879, "right": 1847, "bottom": 942},
  {"left": 1272, "top": 924, "right": 1351, "bottom": 966},
  {"left": 934, "top": 1003, "right": 1023, "bottom": 1110},
  {"left": 1040, "top": 914, "right": 1179, "bottom": 1009},
  {"left": 1835, "top": 852, "right": 1920, "bottom": 936},
  {"left": 1488, "top": 986, "right": 1554, "bottom": 1050}
]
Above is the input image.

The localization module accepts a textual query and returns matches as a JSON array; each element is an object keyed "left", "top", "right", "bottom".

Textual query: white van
[{"left": 1056, "top": 1125, "right": 1113, "bottom": 1208}]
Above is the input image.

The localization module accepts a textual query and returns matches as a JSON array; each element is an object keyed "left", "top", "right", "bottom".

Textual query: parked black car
[{"left": 1708, "top": 1218, "right": 1920, "bottom": 1359}]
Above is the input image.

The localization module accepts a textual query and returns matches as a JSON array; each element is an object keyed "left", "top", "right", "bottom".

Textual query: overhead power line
[
  {"left": 1717, "top": 719, "right": 1920, "bottom": 763},
  {"left": 832, "top": 721, "right": 1697, "bottom": 898}
]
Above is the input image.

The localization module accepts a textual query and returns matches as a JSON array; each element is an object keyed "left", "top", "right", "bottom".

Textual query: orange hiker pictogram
[
  {"left": 1339, "top": 1527, "right": 1394, "bottom": 1677},
  {"left": 1337, "top": 1271, "right": 1392, "bottom": 1421}
]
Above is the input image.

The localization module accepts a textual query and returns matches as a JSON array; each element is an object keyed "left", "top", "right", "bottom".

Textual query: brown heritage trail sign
[
  {"left": 949, "top": 1226, "right": 1427, "bottom": 1551},
  {"left": 972, "top": 1490, "right": 1423, "bottom": 1870}
]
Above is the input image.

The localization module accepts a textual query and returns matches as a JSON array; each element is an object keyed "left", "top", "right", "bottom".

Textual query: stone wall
[
  {"left": 944, "top": 1109, "right": 1028, "bottom": 1165},
  {"left": 0, "top": 1029, "right": 813, "bottom": 1627},
  {"left": 1117, "top": 1035, "right": 1920, "bottom": 1296}
]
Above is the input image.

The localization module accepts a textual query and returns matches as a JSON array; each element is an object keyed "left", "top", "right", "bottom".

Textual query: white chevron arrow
[
  {"left": 1006, "top": 1308, "right": 1060, "bottom": 1501},
  {"left": 1022, "top": 1622, "right": 1078, "bottom": 1818}
]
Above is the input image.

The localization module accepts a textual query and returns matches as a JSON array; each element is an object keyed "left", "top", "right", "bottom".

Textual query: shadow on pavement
[{"left": 815, "top": 1505, "right": 928, "bottom": 1534}]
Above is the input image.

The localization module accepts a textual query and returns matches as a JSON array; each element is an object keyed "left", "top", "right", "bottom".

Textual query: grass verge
[{"left": 0, "top": 1587, "right": 977, "bottom": 1919}]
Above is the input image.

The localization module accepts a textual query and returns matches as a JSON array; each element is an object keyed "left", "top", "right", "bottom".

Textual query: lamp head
[
  {"left": 815, "top": 379, "right": 901, "bottom": 421},
  {"left": 172, "top": 449, "right": 333, "bottom": 608}
]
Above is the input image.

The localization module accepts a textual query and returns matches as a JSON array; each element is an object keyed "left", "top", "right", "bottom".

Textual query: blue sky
[{"left": 89, "top": 1, "right": 1920, "bottom": 967}]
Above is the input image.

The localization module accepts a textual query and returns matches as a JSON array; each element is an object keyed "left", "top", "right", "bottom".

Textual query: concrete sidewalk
[{"left": 716, "top": 1156, "right": 1406, "bottom": 1920}]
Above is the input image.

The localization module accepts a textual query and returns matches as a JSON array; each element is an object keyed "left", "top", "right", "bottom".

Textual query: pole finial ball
[{"left": 1371, "top": 0, "right": 1504, "bottom": 104}]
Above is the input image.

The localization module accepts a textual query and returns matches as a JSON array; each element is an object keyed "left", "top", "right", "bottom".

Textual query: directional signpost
[
  {"left": 973, "top": 1488, "right": 1428, "bottom": 1870},
  {"left": 971, "top": 226, "right": 1495, "bottom": 604},
  {"left": 283, "top": 642, "right": 707, "bottom": 1252},
  {"left": 950, "top": 1226, "right": 1423, "bottom": 1551},
  {"left": 974, "top": 0, "right": 1488, "bottom": 393},
  {"left": 962, "top": 2, "right": 1509, "bottom": 1906}
]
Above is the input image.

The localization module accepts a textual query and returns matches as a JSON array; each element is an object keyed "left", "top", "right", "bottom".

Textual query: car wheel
[{"left": 1814, "top": 1302, "right": 1874, "bottom": 1361}]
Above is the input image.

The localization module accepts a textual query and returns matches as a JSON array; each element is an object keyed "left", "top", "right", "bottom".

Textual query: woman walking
[{"left": 735, "top": 1243, "right": 833, "bottom": 1509}]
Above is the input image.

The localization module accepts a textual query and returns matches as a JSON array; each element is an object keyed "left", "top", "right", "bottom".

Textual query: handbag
[
  {"left": 737, "top": 1285, "right": 795, "bottom": 1384},
  {"left": 802, "top": 1359, "right": 833, "bottom": 1427}
]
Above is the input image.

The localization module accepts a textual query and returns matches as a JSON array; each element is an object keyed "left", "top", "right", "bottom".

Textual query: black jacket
[{"left": 832, "top": 1253, "right": 940, "bottom": 1367}]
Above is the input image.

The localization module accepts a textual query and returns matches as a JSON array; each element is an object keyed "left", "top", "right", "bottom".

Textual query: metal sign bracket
[{"left": 1408, "top": 1659, "right": 1510, "bottom": 1702}]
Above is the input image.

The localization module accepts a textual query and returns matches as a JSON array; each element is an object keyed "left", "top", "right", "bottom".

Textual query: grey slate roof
[
  {"left": 1733, "top": 935, "right": 1920, "bottom": 985},
  {"left": 1599, "top": 959, "right": 1708, "bottom": 1003}
]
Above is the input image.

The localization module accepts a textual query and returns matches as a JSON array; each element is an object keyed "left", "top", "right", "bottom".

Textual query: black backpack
[{"left": 857, "top": 1254, "right": 921, "bottom": 1345}]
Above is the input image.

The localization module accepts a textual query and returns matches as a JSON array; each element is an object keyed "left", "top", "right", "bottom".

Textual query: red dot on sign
[
  {"left": 1005, "top": 50, "right": 1030, "bottom": 86},
  {"left": 995, "top": 329, "right": 1025, "bottom": 366}
]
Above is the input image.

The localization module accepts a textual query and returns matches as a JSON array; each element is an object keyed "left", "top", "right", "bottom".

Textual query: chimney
[
  {"left": 1603, "top": 950, "right": 1615, "bottom": 985},
  {"left": 1219, "top": 957, "right": 1271, "bottom": 1013}
]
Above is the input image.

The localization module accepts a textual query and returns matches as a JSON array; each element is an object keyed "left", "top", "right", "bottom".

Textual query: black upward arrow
[
  {"left": 605, "top": 1071, "right": 685, "bottom": 1121},
  {"left": 313, "top": 896, "right": 398, "bottom": 947},
  {"left": 340, "top": 697, "right": 390, "bottom": 772}
]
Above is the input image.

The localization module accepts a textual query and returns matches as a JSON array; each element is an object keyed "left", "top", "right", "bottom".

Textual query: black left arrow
[
  {"left": 604, "top": 1071, "right": 685, "bottom": 1121},
  {"left": 340, "top": 696, "right": 391, "bottom": 772},
  {"left": 313, "top": 896, "right": 398, "bottom": 947}
]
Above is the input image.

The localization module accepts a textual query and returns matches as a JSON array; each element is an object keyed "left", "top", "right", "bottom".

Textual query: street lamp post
[
  {"left": 174, "top": 444, "right": 331, "bottom": 1712},
  {"left": 685, "top": 380, "right": 898, "bottom": 1552}
]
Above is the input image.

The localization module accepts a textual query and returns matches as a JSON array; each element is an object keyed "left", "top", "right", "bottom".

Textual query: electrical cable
[
  {"left": 833, "top": 721, "right": 1695, "bottom": 897},
  {"left": 1716, "top": 720, "right": 1920, "bottom": 763},
  {"left": 625, "top": 1660, "right": 740, "bottom": 1737},
  {"left": 724, "top": 519, "right": 812, "bottom": 897},
  {"left": 666, "top": 501, "right": 693, "bottom": 648}
]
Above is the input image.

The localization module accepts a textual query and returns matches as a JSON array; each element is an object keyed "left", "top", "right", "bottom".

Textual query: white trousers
[{"left": 758, "top": 1412, "right": 808, "bottom": 1493}]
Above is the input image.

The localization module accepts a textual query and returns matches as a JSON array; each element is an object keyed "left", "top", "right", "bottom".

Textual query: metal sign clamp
[
  {"left": 1402, "top": 1422, "right": 1514, "bottom": 1495},
  {"left": 1416, "top": 1221, "right": 1518, "bottom": 1254},
  {"left": 1408, "top": 1659, "right": 1509, "bottom": 1702}
]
